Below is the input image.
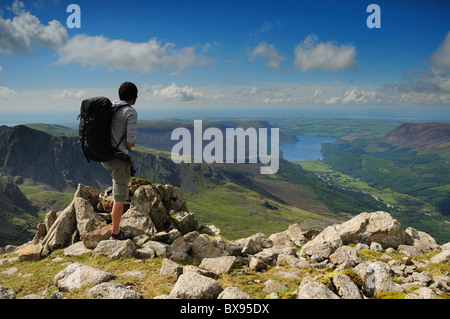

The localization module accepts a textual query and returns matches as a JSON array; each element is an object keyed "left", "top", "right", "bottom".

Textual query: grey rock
[
  {"left": 398, "top": 245, "right": 422, "bottom": 257},
  {"left": 160, "top": 258, "right": 183, "bottom": 277},
  {"left": 297, "top": 279, "right": 340, "bottom": 299},
  {"left": 169, "top": 272, "right": 223, "bottom": 299},
  {"left": 335, "top": 211, "right": 408, "bottom": 249},
  {"left": 0, "top": 285, "right": 16, "bottom": 299},
  {"left": 199, "top": 256, "right": 236, "bottom": 275},
  {"left": 93, "top": 239, "right": 136, "bottom": 259},
  {"left": 263, "top": 279, "right": 288, "bottom": 294},
  {"left": 332, "top": 274, "right": 364, "bottom": 299},
  {"left": 218, "top": 287, "right": 252, "bottom": 299},
  {"left": 88, "top": 282, "right": 143, "bottom": 299},
  {"left": 74, "top": 197, "right": 106, "bottom": 240},
  {"left": 300, "top": 225, "right": 342, "bottom": 262},
  {"left": 54, "top": 262, "right": 115, "bottom": 292},
  {"left": 354, "top": 261, "right": 405, "bottom": 297},
  {"left": 430, "top": 250, "right": 450, "bottom": 264},
  {"left": 63, "top": 241, "right": 92, "bottom": 256}
]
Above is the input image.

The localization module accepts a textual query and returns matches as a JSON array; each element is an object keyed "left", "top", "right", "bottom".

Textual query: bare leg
[{"left": 111, "top": 201, "right": 124, "bottom": 235}]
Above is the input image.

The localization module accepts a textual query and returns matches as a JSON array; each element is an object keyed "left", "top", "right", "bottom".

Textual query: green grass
[
  {"left": 299, "top": 160, "right": 450, "bottom": 244},
  {"left": 184, "top": 181, "right": 329, "bottom": 240},
  {"left": 2, "top": 245, "right": 448, "bottom": 299},
  {"left": 18, "top": 184, "right": 73, "bottom": 215}
]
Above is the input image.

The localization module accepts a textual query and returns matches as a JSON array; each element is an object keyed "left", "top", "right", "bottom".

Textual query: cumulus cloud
[
  {"left": 0, "top": 2, "right": 68, "bottom": 55},
  {"left": 57, "top": 35, "right": 214, "bottom": 73},
  {"left": 294, "top": 34, "right": 356, "bottom": 72},
  {"left": 0, "top": 86, "right": 17, "bottom": 99},
  {"left": 378, "top": 32, "right": 450, "bottom": 105},
  {"left": 0, "top": 1, "right": 213, "bottom": 74},
  {"left": 52, "top": 89, "right": 87, "bottom": 99},
  {"left": 249, "top": 42, "right": 285, "bottom": 69},
  {"left": 430, "top": 31, "right": 450, "bottom": 73},
  {"left": 321, "top": 87, "right": 378, "bottom": 105},
  {"left": 145, "top": 83, "right": 204, "bottom": 102}
]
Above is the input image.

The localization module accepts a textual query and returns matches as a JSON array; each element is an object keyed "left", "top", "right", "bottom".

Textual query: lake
[{"left": 280, "top": 135, "right": 338, "bottom": 161}]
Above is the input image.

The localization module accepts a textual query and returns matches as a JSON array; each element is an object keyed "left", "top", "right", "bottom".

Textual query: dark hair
[{"left": 118, "top": 82, "right": 138, "bottom": 101}]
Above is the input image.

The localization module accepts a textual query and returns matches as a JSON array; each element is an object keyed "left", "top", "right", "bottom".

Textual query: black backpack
[{"left": 78, "top": 97, "right": 127, "bottom": 162}]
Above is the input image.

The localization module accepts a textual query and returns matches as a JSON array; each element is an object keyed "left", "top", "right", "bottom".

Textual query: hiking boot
[{"left": 110, "top": 230, "right": 133, "bottom": 240}]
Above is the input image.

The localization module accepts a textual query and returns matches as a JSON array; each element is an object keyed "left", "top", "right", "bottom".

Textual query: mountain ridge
[
  {"left": 0, "top": 124, "right": 385, "bottom": 245},
  {"left": 384, "top": 122, "right": 450, "bottom": 157}
]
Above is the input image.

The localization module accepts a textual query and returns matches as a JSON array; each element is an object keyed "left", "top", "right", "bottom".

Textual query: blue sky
[{"left": 0, "top": 0, "right": 449, "bottom": 124}]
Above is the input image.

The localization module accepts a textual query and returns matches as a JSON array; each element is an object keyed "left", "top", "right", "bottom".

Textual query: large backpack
[{"left": 78, "top": 97, "right": 127, "bottom": 162}]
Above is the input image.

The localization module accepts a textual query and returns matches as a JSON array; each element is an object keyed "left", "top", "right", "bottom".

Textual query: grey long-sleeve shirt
[{"left": 110, "top": 100, "right": 138, "bottom": 155}]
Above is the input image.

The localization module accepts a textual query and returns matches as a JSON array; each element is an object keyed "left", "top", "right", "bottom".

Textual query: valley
[{"left": 0, "top": 118, "right": 448, "bottom": 246}]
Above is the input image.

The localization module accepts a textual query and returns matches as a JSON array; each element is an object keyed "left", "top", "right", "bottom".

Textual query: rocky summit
[{"left": 0, "top": 179, "right": 449, "bottom": 299}]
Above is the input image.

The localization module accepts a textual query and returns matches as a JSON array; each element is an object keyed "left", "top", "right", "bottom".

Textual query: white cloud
[
  {"left": 145, "top": 83, "right": 204, "bottom": 102},
  {"left": 0, "top": 65, "right": 2, "bottom": 72},
  {"left": 52, "top": 89, "right": 87, "bottom": 99},
  {"left": 319, "top": 87, "right": 378, "bottom": 105},
  {"left": 0, "top": 6, "right": 68, "bottom": 55},
  {"left": 249, "top": 42, "right": 285, "bottom": 69},
  {"left": 57, "top": 35, "right": 214, "bottom": 73},
  {"left": 294, "top": 34, "right": 356, "bottom": 72},
  {"left": 430, "top": 31, "right": 450, "bottom": 72},
  {"left": 378, "top": 32, "right": 450, "bottom": 105},
  {"left": 0, "top": 86, "right": 17, "bottom": 99}
]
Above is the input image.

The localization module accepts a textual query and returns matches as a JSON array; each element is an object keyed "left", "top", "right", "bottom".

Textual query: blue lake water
[{"left": 280, "top": 135, "right": 338, "bottom": 161}]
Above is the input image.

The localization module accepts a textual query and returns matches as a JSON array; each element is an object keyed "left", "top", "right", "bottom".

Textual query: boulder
[
  {"left": 430, "top": 250, "right": 450, "bottom": 264},
  {"left": 232, "top": 233, "right": 272, "bottom": 255},
  {"left": 297, "top": 279, "right": 340, "bottom": 299},
  {"left": 300, "top": 225, "right": 342, "bottom": 261},
  {"left": 83, "top": 224, "right": 112, "bottom": 249},
  {"left": 169, "top": 272, "right": 223, "bottom": 299},
  {"left": 40, "top": 203, "right": 77, "bottom": 256},
  {"left": 336, "top": 211, "right": 408, "bottom": 249},
  {"left": 74, "top": 197, "right": 106, "bottom": 239},
  {"left": 142, "top": 240, "right": 171, "bottom": 258},
  {"left": 0, "top": 285, "right": 16, "bottom": 299},
  {"left": 130, "top": 185, "right": 170, "bottom": 231},
  {"left": 160, "top": 258, "right": 183, "bottom": 277},
  {"left": 192, "top": 234, "right": 228, "bottom": 260},
  {"left": 329, "top": 245, "right": 361, "bottom": 268},
  {"left": 397, "top": 245, "right": 422, "bottom": 257},
  {"left": 332, "top": 274, "right": 364, "bottom": 299},
  {"left": 18, "top": 244, "right": 42, "bottom": 261},
  {"left": 405, "top": 227, "right": 439, "bottom": 252},
  {"left": 218, "top": 287, "right": 252, "bottom": 299},
  {"left": 63, "top": 241, "right": 92, "bottom": 256},
  {"left": 41, "top": 184, "right": 99, "bottom": 256},
  {"left": 88, "top": 282, "right": 143, "bottom": 299},
  {"left": 155, "top": 184, "right": 188, "bottom": 212},
  {"left": 54, "top": 263, "right": 116, "bottom": 292},
  {"left": 119, "top": 206, "right": 157, "bottom": 238},
  {"left": 93, "top": 239, "right": 136, "bottom": 259},
  {"left": 263, "top": 279, "right": 288, "bottom": 294},
  {"left": 168, "top": 210, "right": 199, "bottom": 235},
  {"left": 354, "top": 261, "right": 405, "bottom": 297},
  {"left": 199, "top": 256, "right": 236, "bottom": 275}
]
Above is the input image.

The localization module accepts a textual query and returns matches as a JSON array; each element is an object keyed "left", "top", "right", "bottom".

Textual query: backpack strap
[{"left": 112, "top": 103, "right": 130, "bottom": 151}]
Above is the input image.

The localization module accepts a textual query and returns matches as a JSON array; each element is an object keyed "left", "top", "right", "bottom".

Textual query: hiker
[{"left": 101, "top": 81, "right": 138, "bottom": 240}]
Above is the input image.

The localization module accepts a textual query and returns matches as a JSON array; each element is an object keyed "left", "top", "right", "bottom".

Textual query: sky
[{"left": 0, "top": 0, "right": 449, "bottom": 124}]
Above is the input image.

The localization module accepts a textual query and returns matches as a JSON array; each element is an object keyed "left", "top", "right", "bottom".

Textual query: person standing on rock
[{"left": 102, "top": 82, "right": 138, "bottom": 240}]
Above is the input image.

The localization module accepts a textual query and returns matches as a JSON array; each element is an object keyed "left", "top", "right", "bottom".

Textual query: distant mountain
[
  {"left": 321, "top": 122, "right": 450, "bottom": 243},
  {"left": 384, "top": 122, "right": 450, "bottom": 157},
  {"left": 0, "top": 173, "right": 39, "bottom": 246},
  {"left": 0, "top": 124, "right": 385, "bottom": 244},
  {"left": 136, "top": 119, "right": 298, "bottom": 152},
  {"left": 0, "top": 125, "right": 110, "bottom": 192}
]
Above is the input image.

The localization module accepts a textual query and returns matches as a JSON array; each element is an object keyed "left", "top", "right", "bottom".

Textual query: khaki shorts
[{"left": 102, "top": 158, "right": 131, "bottom": 202}]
